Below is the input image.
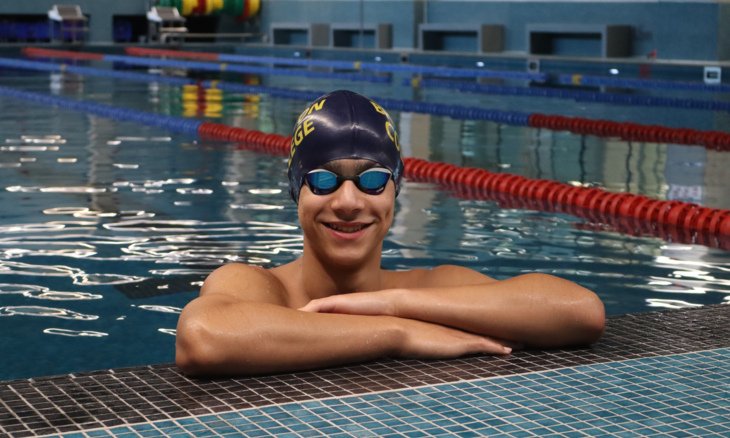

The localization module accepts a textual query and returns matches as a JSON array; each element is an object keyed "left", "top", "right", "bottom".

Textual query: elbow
[
  {"left": 575, "top": 292, "right": 606, "bottom": 345},
  {"left": 175, "top": 313, "right": 220, "bottom": 377}
]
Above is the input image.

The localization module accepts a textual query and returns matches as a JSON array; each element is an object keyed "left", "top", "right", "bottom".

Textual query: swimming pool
[{"left": 0, "top": 47, "right": 728, "bottom": 382}]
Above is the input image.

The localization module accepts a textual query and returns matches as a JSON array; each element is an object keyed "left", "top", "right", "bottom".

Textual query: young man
[{"left": 176, "top": 90, "right": 605, "bottom": 376}]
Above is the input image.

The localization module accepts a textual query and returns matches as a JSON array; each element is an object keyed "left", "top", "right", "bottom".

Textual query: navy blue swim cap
[{"left": 287, "top": 90, "right": 403, "bottom": 202}]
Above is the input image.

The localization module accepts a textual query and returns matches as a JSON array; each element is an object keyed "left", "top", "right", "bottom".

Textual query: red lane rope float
[
  {"left": 21, "top": 47, "right": 104, "bottom": 61},
  {"left": 195, "top": 119, "right": 729, "bottom": 248},
  {"left": 198, "top": 122, "right": 291, "bottom": 156},
  {"left": 401, "top": 157, "right": 730, "bottom": 250},
  {"left": 529, "top": 113, "right": 730, "bottom": 151},
  {"left": 125, "top": 47, "right": 221, "bottom": 62},
  {"left": 15, "top": 48, "right": 728, "bottom": 244}
]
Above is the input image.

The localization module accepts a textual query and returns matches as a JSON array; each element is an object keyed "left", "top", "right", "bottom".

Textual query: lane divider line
[
  {"left": 0, "top": 84, "right": 727, "bottom": 249},
  {"left": 18, "top": 48, "right": 730, "bottom": 150}
]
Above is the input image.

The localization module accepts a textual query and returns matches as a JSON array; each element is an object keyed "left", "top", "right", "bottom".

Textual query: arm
[
  {"left": 176, "top": 264, "right": 511, "bottom": 377},
  {"left": 300, "top": 266, "right": 605, "bottom": 348}
]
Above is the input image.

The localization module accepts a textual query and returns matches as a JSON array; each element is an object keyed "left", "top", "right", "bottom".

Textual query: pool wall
[{"left": 0, "top": 1, "right": 728, "bottom": 61}]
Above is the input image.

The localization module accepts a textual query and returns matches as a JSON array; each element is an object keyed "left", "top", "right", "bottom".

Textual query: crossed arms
[{"left": 175, "top": 264, "right": 605, "bottom": 376}]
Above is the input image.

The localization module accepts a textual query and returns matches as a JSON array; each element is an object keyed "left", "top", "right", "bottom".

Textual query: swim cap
[{"left": 287, "top": 90, "right": 403, "bottom": 202}]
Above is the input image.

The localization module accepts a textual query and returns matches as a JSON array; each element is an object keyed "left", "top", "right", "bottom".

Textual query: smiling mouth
[{"left": 325, "top": 223, "right": 370, "bottom": 233}]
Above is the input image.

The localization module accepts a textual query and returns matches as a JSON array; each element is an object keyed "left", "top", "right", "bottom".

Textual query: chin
[{"left": 324, "top": 250, "right": 374, "bottom": 270}]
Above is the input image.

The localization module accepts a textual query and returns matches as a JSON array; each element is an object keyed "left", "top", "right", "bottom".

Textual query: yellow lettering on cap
[
  {"left": 291, "top": 118, "right": 315, "bottom": 148},
  {"left": 302, "top": 118, "right": 315, "bottom": 136},
  {"left": 293, "top": 124, "right": 305, "bottom": 146},
  {"left": 385, "top": 121, "right": 400, "bottom": 151},
  {"left": 369, "top": 100, "right": 388, "bottom": 117},
  {"left": 289, "top": 100, "right": 324, "bottom": 167},
  {"left": 297, "top": 98, "right": 327, "bottom": 124}
]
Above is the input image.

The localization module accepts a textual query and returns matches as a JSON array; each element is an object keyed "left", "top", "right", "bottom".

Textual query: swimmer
[{"left": 176, "top": 90, "right": 605, "bottom": 376}]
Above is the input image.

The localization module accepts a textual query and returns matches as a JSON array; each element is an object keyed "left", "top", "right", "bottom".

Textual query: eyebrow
[{"left": 323, "top": 160, "right": 381, "bottom": 175}]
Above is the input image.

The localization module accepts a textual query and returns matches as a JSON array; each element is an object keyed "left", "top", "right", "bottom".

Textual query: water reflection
[
  {"left": 44, "top": 328, "right": 108, "bottom": 337},
  {"left": 0, "top": 284, "right": 101, "bottom": 300},
  {"left": 74, "top": 274, "right": 145, "bottom": 285},
  {"left": 646, "top": 299, "right": 704, "bottom": 310},
  {"left": 7, "top": 185, "right": 115, "bottom": 194},
  {"left": 135, "top": 304, "right": 182, "bottom": 314},
  {"left": 0, "top": 306, "right": 98, "bottom": 320}
]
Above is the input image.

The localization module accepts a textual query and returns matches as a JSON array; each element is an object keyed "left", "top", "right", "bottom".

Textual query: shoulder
[
  {"left": 200, "top": 263, "right": 289, "bottom": 306},
  {"left": 384, "top": 264, "right": 496, "bottom": 289}
]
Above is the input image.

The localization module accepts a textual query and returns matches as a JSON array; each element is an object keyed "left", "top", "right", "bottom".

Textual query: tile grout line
[{"left": 40, "top": 346, "right": 730, "bottom": 438}]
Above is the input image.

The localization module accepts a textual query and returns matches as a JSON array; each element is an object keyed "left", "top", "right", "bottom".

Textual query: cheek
[
  {"left": 376, "top": 191, "right": 396, "bottom": 225},
  {"left": 297, "top": 192, "right": 322, "bottom": 227}
]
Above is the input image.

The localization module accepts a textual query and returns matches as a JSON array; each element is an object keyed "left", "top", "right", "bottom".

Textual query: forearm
[
  {"left": 176, "top": 297, "right": 401, "bottom": 376},
  {"left": 393, "top": 273, "right": 605, "bottom": 347}
]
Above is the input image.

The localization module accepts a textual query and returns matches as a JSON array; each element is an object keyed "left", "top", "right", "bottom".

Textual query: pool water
[{"left": 0, "top": 63, "right": 728, "bottom": 381}]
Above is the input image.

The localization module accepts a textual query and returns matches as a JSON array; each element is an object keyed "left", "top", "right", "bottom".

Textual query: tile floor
[{"left": 1, "top": 305, "right": 728, "bottom": 437}]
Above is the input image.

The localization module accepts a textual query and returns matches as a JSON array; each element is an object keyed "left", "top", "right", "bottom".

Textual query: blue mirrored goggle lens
[
  {"left": 358, "top": 169, "right": 391, "bottom": 190},
  {"left": 307, "top": 170, "right": 338, "bottom": 191},
  {"left": 305, "top": 168, "right": 392, "bottom": 195}
]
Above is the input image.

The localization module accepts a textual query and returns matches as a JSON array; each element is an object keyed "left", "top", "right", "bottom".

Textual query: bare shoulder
[
  {"left": 384, "top": 265, "right": 496, "bottom": 289},
  {"left": 200, "top": 263, "right": 289, "bottom": 306}
]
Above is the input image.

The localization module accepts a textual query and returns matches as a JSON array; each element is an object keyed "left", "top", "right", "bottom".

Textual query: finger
[
  {"left": 473, "top": 337, "right": 513, "bottom": 355},
  {"left": 297, "top": 301, "right": 319, "bottom": 312},
  {"left": 298, "top": 299, "right": 337, "bottom": 313}
]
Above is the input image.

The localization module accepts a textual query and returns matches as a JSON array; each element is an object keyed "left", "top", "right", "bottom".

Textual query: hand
[
  {"left": 299, "top": 290, "right": 397, "bottom": 316},
  {"left": 394, "top": 318, "right": 514, "bottom": 358}
]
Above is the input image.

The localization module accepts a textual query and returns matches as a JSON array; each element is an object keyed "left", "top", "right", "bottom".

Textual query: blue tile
[
  {"left": 493, "top": 423, "right": 522, "bottom": 433},
  {"left": 86, "top": 348, "right": 730, "bottom": 438},
  {"left": 138, "top": 428, "right": 165, "bottom": 437},
  {"left": 245, "top": 429, "right": 274, "bottom": 438},
  {"left": 705, "top": 423, "right": 730, "bottom": 433}
]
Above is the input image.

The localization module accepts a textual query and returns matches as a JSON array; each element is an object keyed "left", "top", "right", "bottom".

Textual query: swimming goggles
[{"left": 304, "top": 168, "right": 392, "bottom": 195}]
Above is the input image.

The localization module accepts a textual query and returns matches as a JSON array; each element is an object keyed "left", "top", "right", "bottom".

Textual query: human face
[{"left": 297, "top": 159, "right": 395, "bottom": 269}]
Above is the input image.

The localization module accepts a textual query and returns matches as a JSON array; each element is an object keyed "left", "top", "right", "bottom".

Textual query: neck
[{"left": 299, "top": 245, "right": 384, "bottom": 300}]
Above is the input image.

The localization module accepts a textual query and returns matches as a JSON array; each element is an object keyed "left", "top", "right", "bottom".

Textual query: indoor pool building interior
[{"left": 0, "top": 0, "right": 729, "bottom": 437}]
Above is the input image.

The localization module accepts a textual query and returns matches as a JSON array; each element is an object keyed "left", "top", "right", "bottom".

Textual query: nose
[{"left": 330, "top": 180, "right": 364, "bottom": 217}]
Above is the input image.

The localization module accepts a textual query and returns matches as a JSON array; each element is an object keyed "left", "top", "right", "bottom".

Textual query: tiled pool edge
[
  {"left": 1, "top": 304, "right": 728, "bottom": 437},
  {"left": 57, "top": 347, "right": 730, "bottom": 437}
]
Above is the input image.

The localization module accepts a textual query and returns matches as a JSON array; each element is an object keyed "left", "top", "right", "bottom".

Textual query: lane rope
[
  {"left": 123, "top": 46, "right": 547, "bottom": 82},
  {"left": 16, "top": 48, "right": 730, "bottom": 150},
  {"left": 0, "top": 84, "right": 727, "bottom": 249},
  {"left": 559, "top": 73, "right": 730, "bottom": 93},
  {"left": 22, "top": 47, "right": 390, "bottom": 84},
  {"left": 410, "top": 77, "right": 730, "bottom": 113}
]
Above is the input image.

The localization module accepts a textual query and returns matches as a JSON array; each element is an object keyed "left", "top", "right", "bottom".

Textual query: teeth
[{"left": 328, "top": 223, "right": 365, "bottom": 233}]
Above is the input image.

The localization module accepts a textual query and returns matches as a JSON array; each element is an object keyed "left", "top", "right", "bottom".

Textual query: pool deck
[{"left": 1, "top": 304, "right": 728, "bottom": 437}]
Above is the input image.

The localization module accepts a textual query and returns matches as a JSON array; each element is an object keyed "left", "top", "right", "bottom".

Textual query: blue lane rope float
[
  {"left": 4, "top": 56, "right": 729, "bottom": 149},
  {"left": 124, "top": 46, "right": 548, "bottom": 82},
  {"left": 0, "top": 83, "right": 727, "bottom": 249},
  {"left": 101, "top": 54, "right": 390, "bottom": 83},
  {"left": 559, "top": 73, "right": 730, "bottom": 93},
  {"left": 20, "top": 47, "right": 389, "bottom": 84},
  {"left": 0, "top": 57, "right": 197, "bottom": 87},
  {"left": 410, "top": 77, "right": 730, "bottom": 112},
  {"left": 0, "top": 85, "right": 202, "bottom": 136},
  {"left": 0, "top": 56, "right": 532, "bottom": 125}
]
